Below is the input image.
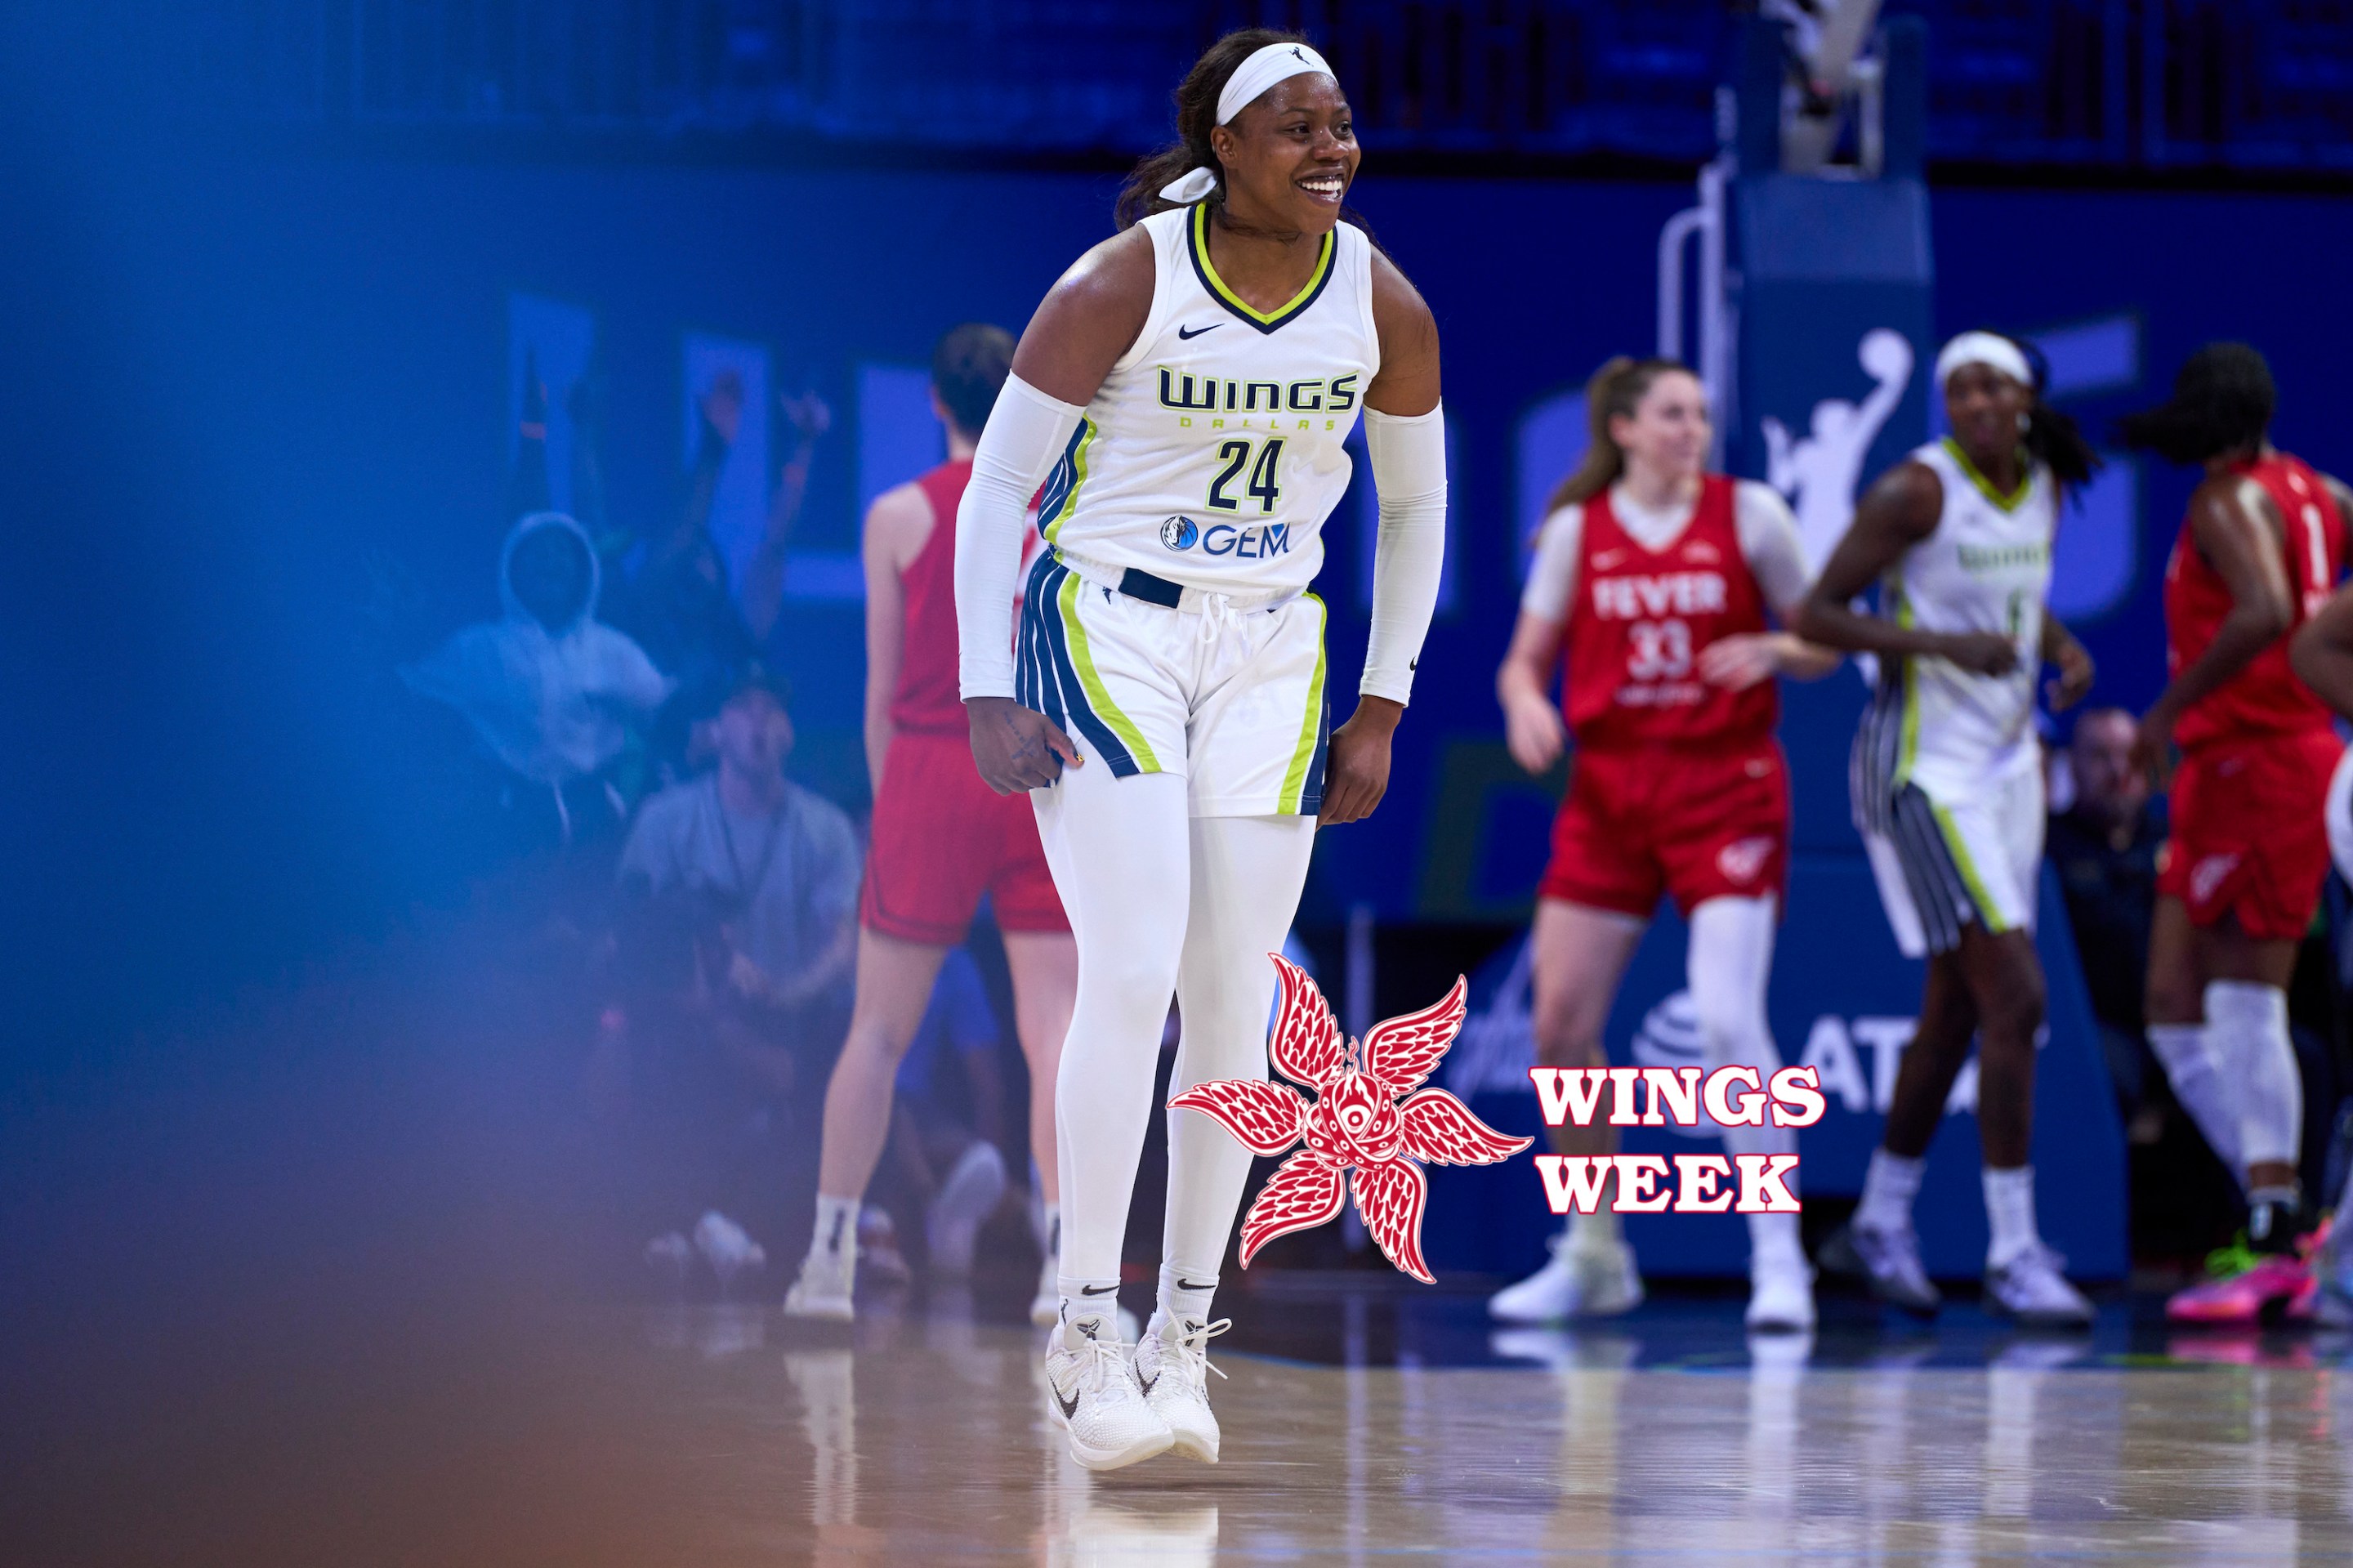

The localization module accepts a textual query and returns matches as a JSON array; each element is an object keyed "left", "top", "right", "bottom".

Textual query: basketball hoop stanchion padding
[{"left": 1724, "top": 14, "right": 1936, "bottom": 851}]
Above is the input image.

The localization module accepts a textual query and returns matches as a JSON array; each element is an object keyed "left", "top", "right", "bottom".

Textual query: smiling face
[
  {"left": 1608, "top": 369, "right": 1712, "bottom": 490},
  {"left": 1210, "top": 73, "right": 1358, "bottom": 233},
  {"left": 1944, "top": 361, "right": 2033, "bottom": 474}
]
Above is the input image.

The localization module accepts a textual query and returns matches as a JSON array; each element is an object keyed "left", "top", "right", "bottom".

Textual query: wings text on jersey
[{"left": 1157, "top": 369, "right": 1359, "bottom": 413}]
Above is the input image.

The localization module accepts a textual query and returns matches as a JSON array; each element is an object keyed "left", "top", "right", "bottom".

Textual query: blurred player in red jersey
[
  {"left": 784, "top": 325, "right": 1078, "bottom": 1326},
  {"left": 1486, "top": 358, "right": 1837, "bottom": 1333},
  {"left": 2123, "top": 342, "right": 2351, "bottom": 1325}
]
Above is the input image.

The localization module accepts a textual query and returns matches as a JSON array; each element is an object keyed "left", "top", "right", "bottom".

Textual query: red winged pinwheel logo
[{"left": 1168, "top": 955, "right": 1532, "bottom": 1283}]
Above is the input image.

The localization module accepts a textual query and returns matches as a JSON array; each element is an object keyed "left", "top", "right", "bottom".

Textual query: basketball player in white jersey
[
  {"left": 953, "top": 31, "right": 1444, "bottom": 1471},
  {"left": 1794, "top": 333, "right": 2102, "bottom": 1327},
  {"left": 2291, "top": 581, "right": 2353, "bottom": 1322}
]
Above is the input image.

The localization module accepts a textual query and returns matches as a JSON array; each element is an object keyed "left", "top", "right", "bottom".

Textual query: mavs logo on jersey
[{"left": 1160, "top": 515, "right": 1199, "bottom": 552}]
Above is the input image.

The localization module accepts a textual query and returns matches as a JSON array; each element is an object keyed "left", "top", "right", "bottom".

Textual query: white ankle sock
[
  {"left": 1855, "top": 1148, "right": 1925, "bottom": 1235},
  {"left": 1747, "top": 1209, "right": 1804, "bottom": 1266},
  {"left": 1982, "top": 1164, "right": 2042, "bottom": 1270},
  {"left": 810, "top": 1193, "right": 859, "bottom": 1267},
  {"left": 1058, "top": 1275, "right": 1121, "bottom": 1342},
  {"left": 1567, "top": 1169, "right": 1623, "bottom": 1254},
  {"left": 2149, "top": 1021, "right": 2244, "bottom": 1179},
  {"left": 1159, "top": 1262, "right": 1217, "bottom": 1329}
]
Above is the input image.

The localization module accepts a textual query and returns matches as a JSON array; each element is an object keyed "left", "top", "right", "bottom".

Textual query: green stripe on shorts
[
  {"left": 1056, "top": 571, "right": 1161, "bottom": 774},
  {"left": 1279, "top": 594, "right": 1328, "bottom": 815},
  {"left": 1930, "top": 800, "right": 2011, "bottom": 933}
]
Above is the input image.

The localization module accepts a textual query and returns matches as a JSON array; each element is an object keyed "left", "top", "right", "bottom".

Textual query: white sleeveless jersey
[
  {"left": 1034, "top": 203, "right": 1381, "bottom": 594},
  {"left": 1855, "top": 438, "right": 2056, "bottom": 805}
]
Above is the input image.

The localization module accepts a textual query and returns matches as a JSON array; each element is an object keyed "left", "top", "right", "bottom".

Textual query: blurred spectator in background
[
  {"left": 743, "top": 389, "right": 833, "bottom": 648},
  {"left": 401, "top": 510, "right": 671, "bottom": 846},
  {"left": 870, "top": 945, "right": 1017, "bottom": 1280},
  {"left": 2047, "top": 705, "right": 2166, "bottom": 1111},
  {"left": 2048, "top": 704, "right": 2252, "bottom": 1261},
  {"left": 596, "top": 664, "right": 859, "bottom": 1271},
  {"left": 601, "top": 373, "right": 831, "bottom": 774},
  {"left": 615, "top": 664, "right": 859, "bottom": 1078},
  {"left": 507, "top": 348, "right": 557, "bottom": 526}
]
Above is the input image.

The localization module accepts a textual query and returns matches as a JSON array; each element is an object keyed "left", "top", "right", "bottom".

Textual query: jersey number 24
[{"left": 1208, "top": 438, "right": 1284, "bottom": 514}]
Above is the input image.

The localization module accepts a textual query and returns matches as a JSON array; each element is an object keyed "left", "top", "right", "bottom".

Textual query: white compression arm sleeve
[
  {"left": 955, "top": 373, "right": 1085, "bottom": 701},
  {"left": 1360, "top": 403, "right": 1448, "bottom": 704}
]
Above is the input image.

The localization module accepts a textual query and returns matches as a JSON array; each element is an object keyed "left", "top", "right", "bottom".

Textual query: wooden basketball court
[{"left": 625, "top": 1285, "right": 2353, "bottom": 1563}]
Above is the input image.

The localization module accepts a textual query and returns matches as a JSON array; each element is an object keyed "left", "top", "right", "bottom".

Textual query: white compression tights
[
  {"left": 1033, "top": 757, "right": 1316, "bottom": 1325},
  {"left": 1687, "top": 897, "right": 1802, "bottom": 1259}
]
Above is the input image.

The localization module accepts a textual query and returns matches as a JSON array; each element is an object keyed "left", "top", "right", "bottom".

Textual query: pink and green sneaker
[{"left": 2165, "top": 1218, "right": 2328, "bottom": 1325}]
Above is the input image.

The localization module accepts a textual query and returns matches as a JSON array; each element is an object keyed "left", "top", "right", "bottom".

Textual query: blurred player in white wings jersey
[
  {"left": 1796, "top": 332, "right": 2102, "bottom": 1329},
  {"left": 951, "top": 29, "right": 1445, "bottom": 1472}
]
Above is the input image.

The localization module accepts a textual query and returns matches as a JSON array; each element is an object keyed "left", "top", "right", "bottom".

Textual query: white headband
[
  {"left": 1159, "top": 42, "right": 1338, "bottom": 205},
  {"left": 1935, "top": 331, "right": 2033, "bottom": 391}
]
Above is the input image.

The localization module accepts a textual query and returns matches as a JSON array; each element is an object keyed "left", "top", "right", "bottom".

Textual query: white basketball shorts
[
  {"left": 1013, "top": 551, "right": 1329, "bottom": 817},
  {"left": 1860, "top": 762, "right": 2043, "bottom": 958}
]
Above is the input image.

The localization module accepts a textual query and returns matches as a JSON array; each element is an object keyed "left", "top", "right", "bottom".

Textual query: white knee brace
[{"left": 2208, "top": 980, "right": 2299, "bottom": 1171}]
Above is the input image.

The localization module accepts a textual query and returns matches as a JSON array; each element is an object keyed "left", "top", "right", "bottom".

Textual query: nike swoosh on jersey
[
  {"left": 1592, "top": 548, "right": 1628, "bottom": 570},
  {"left": 1176, "top": 323, "right": 1223, "bottom": 340}
]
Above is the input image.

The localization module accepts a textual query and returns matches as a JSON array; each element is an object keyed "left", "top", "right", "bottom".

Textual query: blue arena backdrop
[{"left": 104, "top": 150, "right": 2353, "bottom": 1096}]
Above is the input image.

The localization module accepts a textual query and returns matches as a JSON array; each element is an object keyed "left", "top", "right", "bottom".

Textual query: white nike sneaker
[
  {"left": 1820, "top": 1221, "right": 1941, "bottom": 1316},
  {"left": 693, "top": 1210, "right": 767, "bottom": 1293},
  {"left": 783, "top": 1245, "right": 855, "bottom": 1323},
  {"left": 925, "top": 1141, "right": 1007, "bottom": 1278},
  {"left": 1984, "top": 1243, "right": 2094, "bottom": 1329},
  {"left": 1043, "top": 1318, "right": 1172, "bottom": 1472},
  {"left": 1135, "top": 1311, "right": 1231, "bottom": 1463},
  {"left": 1744, "top": 1244, "right": 1817, "bottom": 1333},
  {"left": 1487, "top": 1234, "right": 1644, "bottom": 1322}
]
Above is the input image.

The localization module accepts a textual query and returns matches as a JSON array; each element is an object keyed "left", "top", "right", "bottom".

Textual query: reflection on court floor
[{"left": 637, "top": 1284, "right": 2353, "bottom": 1564}]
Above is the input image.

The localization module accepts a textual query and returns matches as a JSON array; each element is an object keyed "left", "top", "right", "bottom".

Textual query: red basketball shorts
[
  {"left": 2157, "top": 727, "right": 2342, "bottom": 940},
  {"left": 1538, "top": 740, "right": 1790, "bottom": 918},
  {"left": 860, "top": 730, "right": 1069, "bottom": 945}
]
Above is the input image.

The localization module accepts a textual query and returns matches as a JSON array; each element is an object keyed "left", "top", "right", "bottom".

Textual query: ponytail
[
  {"left": 2025, "top": 396, "right": 2099, "bottom": 492},
  {"left": 2116, "top": 341, "right": 2276, "bottom": 467},
  {"left": 1544, "top": 356, "right": 1690, "bottom": 513}
]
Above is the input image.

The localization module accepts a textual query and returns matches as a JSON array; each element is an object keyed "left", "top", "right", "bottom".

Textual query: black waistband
[{"left": 1115, "top": 566, "right": 1185, "bottom": 608}]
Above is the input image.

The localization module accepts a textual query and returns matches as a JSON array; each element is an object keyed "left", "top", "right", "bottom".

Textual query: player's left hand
[
  {"left": 1697, "top": 632, "right": 1784, "bottom": 691},
  {"left": 1319, "top": 697, "right": 1403, "bottom": 825},
  {"left": 2129, "top": 705, "right": 2175, "bottom": 786},
  {"left": 2045, "top": 636, "right": 2095, "bottom": 712}
]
